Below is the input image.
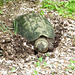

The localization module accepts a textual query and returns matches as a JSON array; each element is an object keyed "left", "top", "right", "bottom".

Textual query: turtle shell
[{"left": 14, "top": 13, "right": 55, "bottom": 41}]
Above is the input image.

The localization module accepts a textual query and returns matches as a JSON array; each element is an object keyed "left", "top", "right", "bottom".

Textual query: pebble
[
  {"left": 0, "top": 70, "right": 7, "bottom": 75},
  {"left": 5, "top": 38, "right": 11, "bottom": 43},
  {"left": 5, "top": 60, "right": 13, "bottom": 64},
  {"left": 23, "top": 42, "right": 26, "bottom": 46}
]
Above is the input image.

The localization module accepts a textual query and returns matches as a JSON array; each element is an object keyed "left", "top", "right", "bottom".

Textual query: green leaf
[
  {"left": 65, "top": 2, "right": 69, "bottom": 7},
  {"left": 36, "top": 61, "right": 40, "bottom": 67},
  {"left": 0, "top": 26, "right": 4, "bottom": 32},
  {"left": 68, "top": 64, "right": 75, "bottom": 70},
  {"left": 45, "top": 53, "right": 50, "bottom": 57},
  {"left": 2, "top": 23, "right": 8, "bottom": 31},
  {"left": 11, "top": 67, "right": 15, "bottom": 72},
  {"left": 65, "top": 68, "right": 69, "bottom": 71},
  {"left": 70, "top": 60, "right": 75, "bottom": 63},
  {"left": 40, "top": 10, "right": 44, "bottom": 15},
  {"left": 52, "top": 72, "right": 54, "bottom": 75},
  {"left": 55, "top": 4, "right": 60, "bottom": 10},
  {"left": 0, "top": 10, "right": 3, "bottom": 14},
  {"left": 38, "top": 57, "right": 43, "bottom": 62},
  {"left": 13, "top": 19, "right": 17, "bottom": 35},
  {"left": 34, "top": 70, "right": 37, "bottom": 75},
  {"left": 46, "top": 4, "right": 51, "bottom": 8},
  {"left": 58, "top": 11, "right": 63, "bottom": 15},
  {"left": 44, "top": 61, "right": 47, "bottom": 66}
]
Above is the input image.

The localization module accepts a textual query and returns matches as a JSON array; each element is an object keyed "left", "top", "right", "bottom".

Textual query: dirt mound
[{"left": 0, "top": 31, "right": 34, "bottom": 59}]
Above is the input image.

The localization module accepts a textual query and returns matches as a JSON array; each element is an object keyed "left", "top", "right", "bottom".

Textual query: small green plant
[
  {"left": 40, "top": 10, "right": 44, "bottom": 15},
  {"left": 44, "top": 61, "right": 47, "bottom": 66},
  {"left": 35, "top": 57, "right": 48, "bottom": 67},
  {"left": 2, "top": 22, "right": 8, "bottom": 31},
  {"left": 1, "top": 21, "right": 13, "bottom": 30},
  {"left": 10, "top": 8, "right": 17, "bottom": 35},
  {"left": 36, "top": 61, "right": 40, "bottom": 67},
  {"left": 0, "top": 21, "right": 13, "bottom": 35},
  {"left": 13, "top": 18, "right": 17, "bottom": 35},
  {"left": 66, "top": 59, "right": 75, "bottom": 71},
  {"left": 52, "top": 72, "right": 54, "bottom": 75},
  {"left": 34, "top": 57, "right": 47, "bottom": 75},
  {"left": 45, "top": 53, "right": 50, "bottom": 57},
  {"left": 0, "top": 21, "right": 8, "bottom": 32},
  {"left": 65, "top": 68, "right": 70, "bottom": 71},
  {"left": 68, "top": 64, "right": 75, "bottom": 70},
  {"left": 38, "top": 57, "right": 43, "bottom": 62},
  {"left": 33, "top": 70, "right": 37, "bottom": 75},
  {"left": 69, "top": 59, "right": 75, "bottom": 70},
  {"left": 70, "top": 59, "right": 75, "bottom": 63},
  {"left": 0, "top": 26, "right": 4, "bottom": 32},
  {"left": 0, "top": 9, "right": 17, "bottom": 35},
  {"left": 11, "top": 67, "right": 16, "bottom": 72},
  {"left": 41, "top": 0, "right": 75, "bottom": 19}
]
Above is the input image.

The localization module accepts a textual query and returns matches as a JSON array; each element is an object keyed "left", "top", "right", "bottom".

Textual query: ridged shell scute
[{"left": 14, "top": 13, "right": 55, "bottom": 41}]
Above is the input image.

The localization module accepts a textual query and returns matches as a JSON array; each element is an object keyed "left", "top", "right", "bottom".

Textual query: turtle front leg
[{"left": 47, "top": 38, "right": 54, "bottom": 50}]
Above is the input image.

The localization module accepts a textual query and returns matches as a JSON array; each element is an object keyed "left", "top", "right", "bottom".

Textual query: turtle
[{"left": 14, "top": 13, "right": 55, "bottom": 52}]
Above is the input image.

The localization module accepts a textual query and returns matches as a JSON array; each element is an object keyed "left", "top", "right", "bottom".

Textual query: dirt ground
[{"left": 0, "top": 0, "right": 75, "bottom": 75}]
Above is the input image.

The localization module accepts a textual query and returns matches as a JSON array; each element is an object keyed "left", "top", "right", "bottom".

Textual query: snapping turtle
[{"left": 14, "top": 13, "right": 55, "bottom": 52}]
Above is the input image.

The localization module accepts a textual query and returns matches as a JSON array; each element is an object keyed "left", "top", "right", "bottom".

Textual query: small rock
[{"left": 5, "top": 38, "right": 11, "bottom": 43}]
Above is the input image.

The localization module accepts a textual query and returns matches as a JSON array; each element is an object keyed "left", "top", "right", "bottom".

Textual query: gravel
[{"left": 0, "top": 0, "right": 75, "bottom": 75}]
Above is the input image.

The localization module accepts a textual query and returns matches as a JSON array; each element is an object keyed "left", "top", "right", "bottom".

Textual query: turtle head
[{"left": 34, "top": 38, "right": 48, "bottom": 52}]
